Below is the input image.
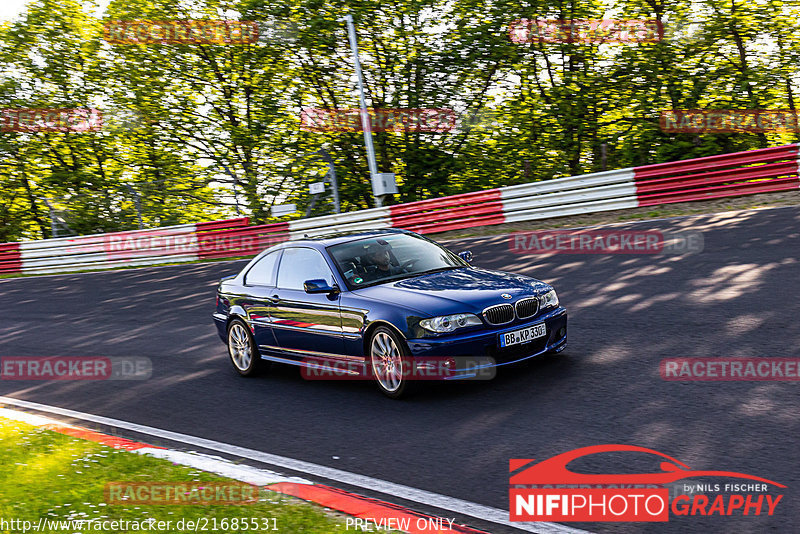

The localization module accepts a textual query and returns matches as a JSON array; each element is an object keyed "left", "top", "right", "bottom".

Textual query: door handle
[{"left": 269, "top": 294, "right": 280, "bottom": 303}]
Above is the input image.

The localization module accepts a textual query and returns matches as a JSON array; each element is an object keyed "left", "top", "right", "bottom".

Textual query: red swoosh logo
[{"left": 510, "top": 444, "right": 785, "bottom": 488}]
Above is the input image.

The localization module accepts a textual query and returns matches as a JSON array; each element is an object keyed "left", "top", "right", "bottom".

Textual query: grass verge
[{"left": 0, "top": 416, "right": 365, "bottom": 533}]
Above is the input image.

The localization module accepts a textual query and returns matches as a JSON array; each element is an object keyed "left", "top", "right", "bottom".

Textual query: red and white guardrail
[
  {"left": 0, "top": 218, "right": 289, "bottom": 275},
  {"left": 290, "top": 143, "right": 798, "bottom": 237},
  {"left": 1, "top": 143, "right": 797, "bottom": 275}
]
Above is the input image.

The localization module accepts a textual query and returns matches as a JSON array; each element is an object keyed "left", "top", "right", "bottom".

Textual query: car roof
[{"left": 285, "top": 228, "right": 413, "bottom": 247}]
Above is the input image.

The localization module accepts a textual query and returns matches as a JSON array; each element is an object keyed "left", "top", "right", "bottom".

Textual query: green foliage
[{"left": 1, "top": 0, "right": 798, "bottom": 240}]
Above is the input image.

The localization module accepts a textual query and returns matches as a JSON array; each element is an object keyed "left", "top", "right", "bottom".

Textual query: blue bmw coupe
[{"left": 213, "top": 229, "right": 567, "bottom": 398}]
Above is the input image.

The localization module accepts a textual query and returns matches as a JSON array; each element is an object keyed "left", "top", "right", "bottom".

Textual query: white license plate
[{"left": 499, "top": 323, "right": 546, "bottom": 348}]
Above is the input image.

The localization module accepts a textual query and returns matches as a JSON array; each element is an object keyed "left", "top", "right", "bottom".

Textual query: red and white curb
[
  {"left": 0, "top": 406, "right": 488, "bottom": 534},
  {"left": 0, "top": 397, "right": 590, "bottom": 534},
  {"left": 0, "top": 408, "right": 310, "bottom": 486}
]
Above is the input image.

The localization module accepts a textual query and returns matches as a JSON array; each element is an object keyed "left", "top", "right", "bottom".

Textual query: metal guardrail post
[{"left": 124, "top": 184, "right": 144, "bottom": 229}]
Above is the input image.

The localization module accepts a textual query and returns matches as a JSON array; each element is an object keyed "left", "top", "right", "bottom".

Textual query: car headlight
[
  {"left": 419, "top": 313, "right": 482, "bottom": 333},
  {"left": 539, "top": 289, "right": 559, "bottom": 309}
]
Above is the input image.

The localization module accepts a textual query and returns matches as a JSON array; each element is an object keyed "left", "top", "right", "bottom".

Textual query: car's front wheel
[
  {"left": 368, "top": 326, "right": 417, "bottom": 399},
  {"left": 227, "top": 319, "right": 266, "bottom": 376}
]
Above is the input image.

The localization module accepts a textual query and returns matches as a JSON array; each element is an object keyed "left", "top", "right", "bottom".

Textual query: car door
[
  {"left": 270, "top": 247, "right": 345, "bottom": 362},
  {"left": 241, "top": 249, "right": 281, "bottom": 351}
]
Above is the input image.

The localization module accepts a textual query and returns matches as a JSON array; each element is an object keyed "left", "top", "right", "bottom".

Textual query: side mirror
[
  {"left": 303, "top": 279, "right": 339, "bottom": 295},
  {"left": 458, "top": 250, "right": 474, "bottom": 263}
]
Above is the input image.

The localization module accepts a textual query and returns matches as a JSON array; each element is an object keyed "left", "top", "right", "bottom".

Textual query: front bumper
[{"left": 406, "top": 307, "right": 567, "bottom": 379}]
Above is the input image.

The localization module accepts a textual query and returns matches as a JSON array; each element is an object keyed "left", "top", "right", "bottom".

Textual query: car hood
[{"left": 352, "top": 267, "right": 552, "bottom": 316}]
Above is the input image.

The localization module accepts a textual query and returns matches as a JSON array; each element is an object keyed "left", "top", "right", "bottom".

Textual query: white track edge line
[
  {"left": 0, "top": 397, "right": 591, "bottom": 534},
  {"left": 0, "top": 408, "right": 307, "bottom": 486}
]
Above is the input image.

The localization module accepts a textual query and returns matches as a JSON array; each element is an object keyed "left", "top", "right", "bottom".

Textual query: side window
[
  {"left": 245, "top": 251, "right": 280, "bottom": 286},
  {"left": 276, "top": 248, "right": 334, "bottom": 290}
]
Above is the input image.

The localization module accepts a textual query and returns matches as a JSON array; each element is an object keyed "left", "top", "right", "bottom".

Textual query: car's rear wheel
[
  {"left": 368, "top": 326, "right": 416, "bottom": 399},
  {"left": 227, "top": 319, "right": 266, "bottom": 376}
]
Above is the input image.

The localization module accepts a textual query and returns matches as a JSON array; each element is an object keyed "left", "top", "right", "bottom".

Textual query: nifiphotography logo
[{"left": 509, "top": 445, "right": 784, "bottom": 522}]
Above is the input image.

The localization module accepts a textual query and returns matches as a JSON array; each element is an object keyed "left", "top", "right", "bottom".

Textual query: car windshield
[{"left": 327, "top": 233, "right": 467, "bottom": 289}]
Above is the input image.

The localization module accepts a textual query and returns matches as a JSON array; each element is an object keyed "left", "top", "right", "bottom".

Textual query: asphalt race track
[{"left": 1, "top": 205, "right": 799, "bottom": 534}]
